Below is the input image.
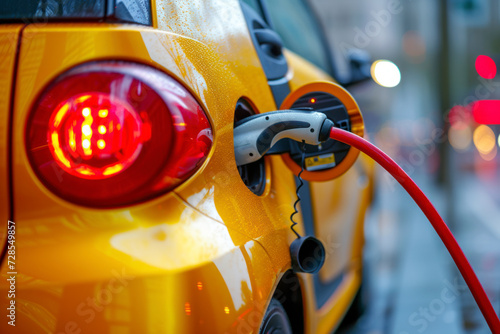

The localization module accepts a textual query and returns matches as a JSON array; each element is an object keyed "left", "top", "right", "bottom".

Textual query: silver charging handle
[{"left": 233, "top": 110, "right": 334, "bottom": 166}]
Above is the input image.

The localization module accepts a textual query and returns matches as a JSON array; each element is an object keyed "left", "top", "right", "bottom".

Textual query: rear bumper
[{"left": 0, "top": 193, "right": 276, "bottom": 333}]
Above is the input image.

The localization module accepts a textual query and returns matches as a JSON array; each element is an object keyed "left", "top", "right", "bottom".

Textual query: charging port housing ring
[{"left": 280, "top": 81, "right": 364, "bottom": 181}]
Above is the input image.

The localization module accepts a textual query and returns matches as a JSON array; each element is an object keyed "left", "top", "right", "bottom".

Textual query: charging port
[
  {"left": 289, "top": 92, "right": 351, "bottom": 171},
  {"left": 234, "top": 99, "right": 267, "bottom": 195}
]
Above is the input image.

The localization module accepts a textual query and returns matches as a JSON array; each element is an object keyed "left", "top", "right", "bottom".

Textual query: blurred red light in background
[
  {"left": 475, "top": 55, "right": 497, "bottom": 79},
  {"left": 471, "top": 100, "right": 500, "bottom": 125},
  {"left": 402, "top": 31, "right": 426, "bottom": 63},
  {"left": 448, "top": 105, "right": 472, "bottom": 129}
]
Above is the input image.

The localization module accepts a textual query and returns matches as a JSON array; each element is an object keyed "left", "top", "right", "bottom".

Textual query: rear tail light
[{"left": 26, "top": 62, "right": 213, "bottom": 207}]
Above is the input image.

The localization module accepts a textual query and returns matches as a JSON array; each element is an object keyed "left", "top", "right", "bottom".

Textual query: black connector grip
[{"left": 319, "top": 118, "right": 334, "bottom": 142}]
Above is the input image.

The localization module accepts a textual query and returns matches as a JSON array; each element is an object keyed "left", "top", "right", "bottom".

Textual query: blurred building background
[{"left": 308, "top": 0, "right": 500, "bottom": 333}]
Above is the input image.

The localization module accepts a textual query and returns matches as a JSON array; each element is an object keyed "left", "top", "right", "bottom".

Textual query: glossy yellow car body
[{"left": 0, "top": 1, "right": 373, "bottom": 333}]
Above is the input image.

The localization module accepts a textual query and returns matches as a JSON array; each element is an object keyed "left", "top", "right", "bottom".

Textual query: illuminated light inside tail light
[
  {"left": 26, "top": 62, "right": 213, "bottom": 207},
  {"left": 49, "top": 93, "right": 148, "bottom": 179}
]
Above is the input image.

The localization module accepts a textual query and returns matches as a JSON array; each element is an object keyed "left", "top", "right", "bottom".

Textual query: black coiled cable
[{"left": 290, "top": 141, "right": 306, "bottom": 238}]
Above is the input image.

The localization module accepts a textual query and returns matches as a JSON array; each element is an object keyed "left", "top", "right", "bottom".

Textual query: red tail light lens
[{"left": 26, "top": 62, "right": 213, "bottom": 207}]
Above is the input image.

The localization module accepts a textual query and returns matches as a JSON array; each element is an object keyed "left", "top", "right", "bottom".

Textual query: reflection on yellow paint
[
  {"left": 213, "top": 247, "right": 252, "bottom": 311},
  {"left": 109, "top": 208, "right": 236, "bottom": 271},
  {"left": 197, "top": 282, "right": 203, "bottom": 290},
  {"left": 224, "top": 306, "right": 230, "bottom": 314},
  {"left": 185, "top": 302, "right": 191, "bottom": 316}
]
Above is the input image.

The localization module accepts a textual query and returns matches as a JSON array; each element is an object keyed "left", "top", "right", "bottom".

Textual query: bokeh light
[
  {"left": 473, "top": 125, "right": 496, "bottom": 158},
  {"left": 449, "top": 126, "right": 472, "bottom": 151},
  {"left": 475, "top": 55, "right": 497, "bottom": 79},
  {"left": 480, "top": 145, "right": 497, "bottom": 161},
  {"left": 371, "top": 60, "right": 401, "bottom": 88},
  {"left": 403, "top": 31, "right": 426, "bottom": 63},
  {"left": 448, "top": 105, "right": 471, "bottom": 130}
]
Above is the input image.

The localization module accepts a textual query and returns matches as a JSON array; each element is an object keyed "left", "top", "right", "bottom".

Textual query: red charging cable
[{"left": 329, "top": 127, "right": 500, "bottom": 333}]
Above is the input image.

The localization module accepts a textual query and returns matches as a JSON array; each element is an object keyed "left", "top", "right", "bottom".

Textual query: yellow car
[{"left": 0, "top": 0, "right": 374, "bottom": 333}]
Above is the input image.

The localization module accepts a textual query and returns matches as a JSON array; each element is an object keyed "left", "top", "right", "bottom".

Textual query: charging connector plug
[{"left": 233, "top": 110, "right": 333, "bottom": 166}]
